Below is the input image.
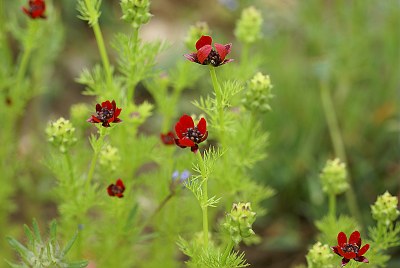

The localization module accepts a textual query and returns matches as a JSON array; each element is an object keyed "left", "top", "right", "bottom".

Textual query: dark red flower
[
  {"left": 22, "top": 0, "right": 46, "bottom": 19},
  {"left": 331, "top": 231, "right": 370, "bottom": 267},
  {"left": 160, "top": 131, "right": 176, "bottom": 145},
  {"left": 87, "top": 100, "right": 122, "bottom": 128},
  {"left": 107, "top": 179, "right": 125, "bottom": 198},
  {"left": 184, "top": 35, "right": 233, "bottom": 67},
  {"left": 174, "top": 114, "right": 208, "bottom": 153}
]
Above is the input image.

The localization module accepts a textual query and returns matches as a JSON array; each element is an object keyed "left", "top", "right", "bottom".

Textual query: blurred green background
[{"left": 2, "top": 0, "right": 399, "bottom": 267}]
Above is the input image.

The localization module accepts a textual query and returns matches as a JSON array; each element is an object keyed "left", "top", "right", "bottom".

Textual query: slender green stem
[
  {"left": 222, "top": 240, "right": 235, "bottom": 264},
  {"left": 127, "top": 28, "right": 140, "bottom": 102},
  {"left": 209, "top": 66, "right": 225, "bottom": 140},
  {"left": 86, "top": 129, "right": 106, "bottom": 189},
  {"left": 319, "top": 81, "right": 362, "bottom": 224},
  {"left": 92, "top": 22, "right": 113, "bottom": 89},
  {"left": 64, "top": 153, "right": 74, "bottom": 182},
  {"left": 241, "top": 43, "right": 249, "bottom": 67},
  {"left": 196, "top": 151, "right": 209, "bottom": 249},
  {"left": 329, "top": 194, "right": 336, "bottom": 219}
]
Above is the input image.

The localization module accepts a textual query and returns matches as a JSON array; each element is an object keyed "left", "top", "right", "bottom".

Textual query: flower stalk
[{"left": 197, "top": 151, "right": 209, "bottom": 249}]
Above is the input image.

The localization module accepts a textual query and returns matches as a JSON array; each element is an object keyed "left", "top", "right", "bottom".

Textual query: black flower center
[
  {"left": 203, "top": 49, "right": 222, "bottom": 67},
  {"left": 343, "top": 244, "right": 359, "bottom": 254},
  {"left": 184, "top": 127, "right": 204, "bottom": 143},
  {"left": 110, "top": 185, "right": 123, "bottom": 195},
  {"left": 98, "top": 108, "right": 114, "bottom": 122}
]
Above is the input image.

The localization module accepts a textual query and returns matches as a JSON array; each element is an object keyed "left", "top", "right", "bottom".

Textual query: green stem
[
  {"left": 196, "top": 151, "right": 209, "bottom": 249},
  {"left": 127, "top": 28, "right": 140, "bottom": 103},
  {"left": 209, "top": 66, "right": 225, "bottom": 140},
  {"left": 85, "top": 129, "right": 106, "bottom": 189},
  {"left": 241, "top": 43, "right": 249, "bottom": 67},
  {"left": 64, "top": 153, "right": 74, "bottom": 182},
  {"left": 319, "top": 81, "right": 362, "bottom": 224}
]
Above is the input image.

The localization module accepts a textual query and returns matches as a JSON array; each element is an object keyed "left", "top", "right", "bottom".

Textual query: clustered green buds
[
  {"left": 224, "top": 202, "right": 256, "bottom": 245},
  {"left": 46, "top": 118, "right": 77, "bottom": 153},
  {"left": 306, "top": 242, "right": 334, "bottom": 268},
  {"left": 234, "top": 6, "right": 263, "bottom": 44},
  {"left": 242, "top": 72, "right": 273, "bottom": 113},
  {"left": 121, "top": 0, "right": 152, "bottom": 28},
  {"left": 320, "top": 158, "right": 349, "bottom": 195},
  {"left": 371, "top": 191, "right": 400, "bottom": 227},
  {"left": 184, "top": 21, "right": 210, "bottom": 49},
  {"left": 99, "top": 145, "right": 121, "bottom": 172}
]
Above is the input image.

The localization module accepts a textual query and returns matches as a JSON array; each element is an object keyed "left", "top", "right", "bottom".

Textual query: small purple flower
[{"left": 171, "top": 170, "right": 191, "bottom": 191}]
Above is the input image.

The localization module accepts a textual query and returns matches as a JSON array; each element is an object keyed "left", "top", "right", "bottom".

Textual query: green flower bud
[
  {"left": 234, "top": 6, "right": 263, "bottom": 44},
  {"left": 184, "top": 21, "right": 210, "bottom": 50},
  {"left": 320, "top": 158, "right": 349, "bottom": 195},
  {"left": 306, "top": 242, "right": 334, "bottom": 268},
  {"left": 99, "top": 145, "right": 121, "bottom": 172},
  {"left": 371, "top": 191, "right": 400, "bottom": 226},
  {"left": 223, "top": 202, "right": 256, "bottom": 245},
  {"left": 242, "top": 72, "right": 273, "bottom": 113},
  {"left": 120, "top": 0, "right": 152, "bottom": 28},
  {"left": 46, "top": 118, "right": 77, "bottom": 153}
]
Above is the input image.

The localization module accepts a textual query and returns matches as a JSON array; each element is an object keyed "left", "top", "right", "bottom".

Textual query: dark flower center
[
  {"left": 203, "top": 49, "right": 222, "bottom": 66},
  {"left": 184, "top": 127, "right": 204, "bottom": 143},
  {"left": 110, "top": 185, "right": 123, "bottom": 195},
  {"left": 98, "top": 108, "right": 114, "bottom": 122},
  {"left": 343, "top": 244, "right": 359, "bottom": 255}
]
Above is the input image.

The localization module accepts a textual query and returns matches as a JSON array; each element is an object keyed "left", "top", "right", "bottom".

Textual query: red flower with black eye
[
  {"left": 107, "top": 179, "right": 125, "bottom": 198},
  {"left": 87, "top": 100, "right": 122, "bottom": 128},
  {"left": 184, "top": 35, "right": 233, "bottom": 67},
  {"left": 160, "top": 131, "right": 175, "bottom": 145},
  {"left": 175, "top": 114, "right": 208, "bottom": 153},
  {"left": 331, "top": 231, "right": 370, "bottom": 267},
  {"left": 22, "top": 0, "right": 46, "bottom": 19}
]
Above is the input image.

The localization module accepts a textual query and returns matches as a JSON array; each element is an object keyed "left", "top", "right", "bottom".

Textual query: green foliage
[{"left": 6, "top": 219, "right": 88, "bottom": 268}]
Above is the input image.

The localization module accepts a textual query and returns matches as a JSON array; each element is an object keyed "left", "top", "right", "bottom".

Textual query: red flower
[
  {"left": 22, "top": 0, "right": 46, "bottom": 19},
  {"left": 175, "top": 115, "right": 208, "bottom": 153},
  {"left": 107, "top": 179, "right": 125, "bottom": 198},
  {"left": 184, "top": 35, "right": 233, "bottom": 67},
  {"left": 331, "top": 231, "right": 370, "bottom": 267},
  {"left": 160, "top": 131, "right": 175, "bottom": 145},
  {"left": 87, "top": 100, "right": 122, "bottom": 128}
]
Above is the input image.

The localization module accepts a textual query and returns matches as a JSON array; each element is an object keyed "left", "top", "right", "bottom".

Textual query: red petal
[
  {"left": 107, "top": 185, "right": 115, "bottom": 196},
  {"left": 341, "top": 258, "right": 350, "bottom": 267},
  {"left": 191, "top": 144, "right": 199, "bottom": 153},
  {"left": 215, "top": 43, "right": 231, "bottom": 61},
  {"left": 179, "top": 137, "right": 195, "bottom": 147},
  {"left": 199, "top": 131, "right": 208, "bottom": 143},
  {"left": 179, "top": 114, "right": 194, "bottom": 129},
  {"left": 197, "top": 118, "right": 207, "bottom": 134},
  {"left": 331, "top": 246, "right": 341, "bottom": 256},
  {"left": 358, "top": 244, "right": 369, "bottom": 256},
  {"left": 342, "top": 251, "right": 356, "bottom": 260},
  {"left": 349, "top": 231, "right": 360, "bottom": 246},
  {"left": 116, "top": 193, "right": 124, "bottom": 198},
  {"left": 116, "top": 179, "right": 125, "bottom": 191},
  {"left": 103, "top": 100, "right": 112, "bottom": 110},
  {"left": 196, "top": 35, "right": 212, "bottom": 50},
  {"left": 337, "top": 232, "right": 347, "bottom": 247},
  {"left": 355, "top": 256, "right": 369, "bottom": 263},
  {"left": 114, "top": 108, "right": 122, "bottom": 117},
  {"left": 184, "top": 53, "right": 198, "bottom": 63},
  {"left": 89, "top": 115, "right": 101, "bottom": 123},
  {"left": 197, "top": 45, "right": 212, "bottom": 64},
  {"left": 111, "top": 100, "right": 116, "bottom": 110},
  {"left": 175, "top": 122, "right": 185, "bottom": 139},
  {"left": 95, "top": 103, "right": 102, "bottom": 112}
]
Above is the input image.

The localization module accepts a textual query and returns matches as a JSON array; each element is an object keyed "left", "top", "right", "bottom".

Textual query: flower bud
[
  {"left": 306, "top": 242, "right": 334, "bottom": 268},
  {"left": 320, "top": 158, "right": 349, "bottom": 195},
  {"left": 234, "top": 6, "right": 263, "bottom": 44},
  {"left": 184, "top": 22, "right": 210, "bottom": 50},
  {"left": 120, "top": 0, "right": 152, "bottom": 28},
  {"left": 223, "top": 202, "right": 256, "bottom": 244},
  {"left": 371, "top": 191, "right": 400, "bottom": 226},
  {"left": 46, "top": 118, "right": 77, "bottom": 153},
  {"left": 242, "top": 72, "right": 273, "bottom": 113}
]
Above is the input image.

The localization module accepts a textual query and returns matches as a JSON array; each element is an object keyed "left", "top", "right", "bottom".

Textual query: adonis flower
[
  {"left": 175, "top": 114, "right": 208, "bottom": 153},
  {"left": 107, "top": 179, "right": 125, "bottom": 198},
  {"left": 160, "top": 131, "right": 175, "bottom": 145},
  {"left": 22, "top": 0, "right": 46, "bottom": 19},
  {"left": 87, "top": 100, "right": 122, "bottom": 128},
  {"left": 331, "top": 231, "right": 369, "bottom": 267},
  {"left": 184, "top": 35, "right": 233, "bottom": 67}
]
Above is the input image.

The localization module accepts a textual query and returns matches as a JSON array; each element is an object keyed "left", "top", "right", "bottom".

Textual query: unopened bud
[
  {"left": 46, "top": 118, "right": 77, "bottom": 153},
  {"left": 320, "top": 158, "right": 349, "bottom": 195},
  {"left": 235, "top": 6, "right": 263, "bottom": 44},
  {"left": 371, "top": 191, "right": 399, "bottom": 226}
]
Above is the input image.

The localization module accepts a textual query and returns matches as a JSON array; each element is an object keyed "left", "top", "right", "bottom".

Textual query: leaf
[{"left": 61, "top": 231, "right": 79, "bottom": 257}]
